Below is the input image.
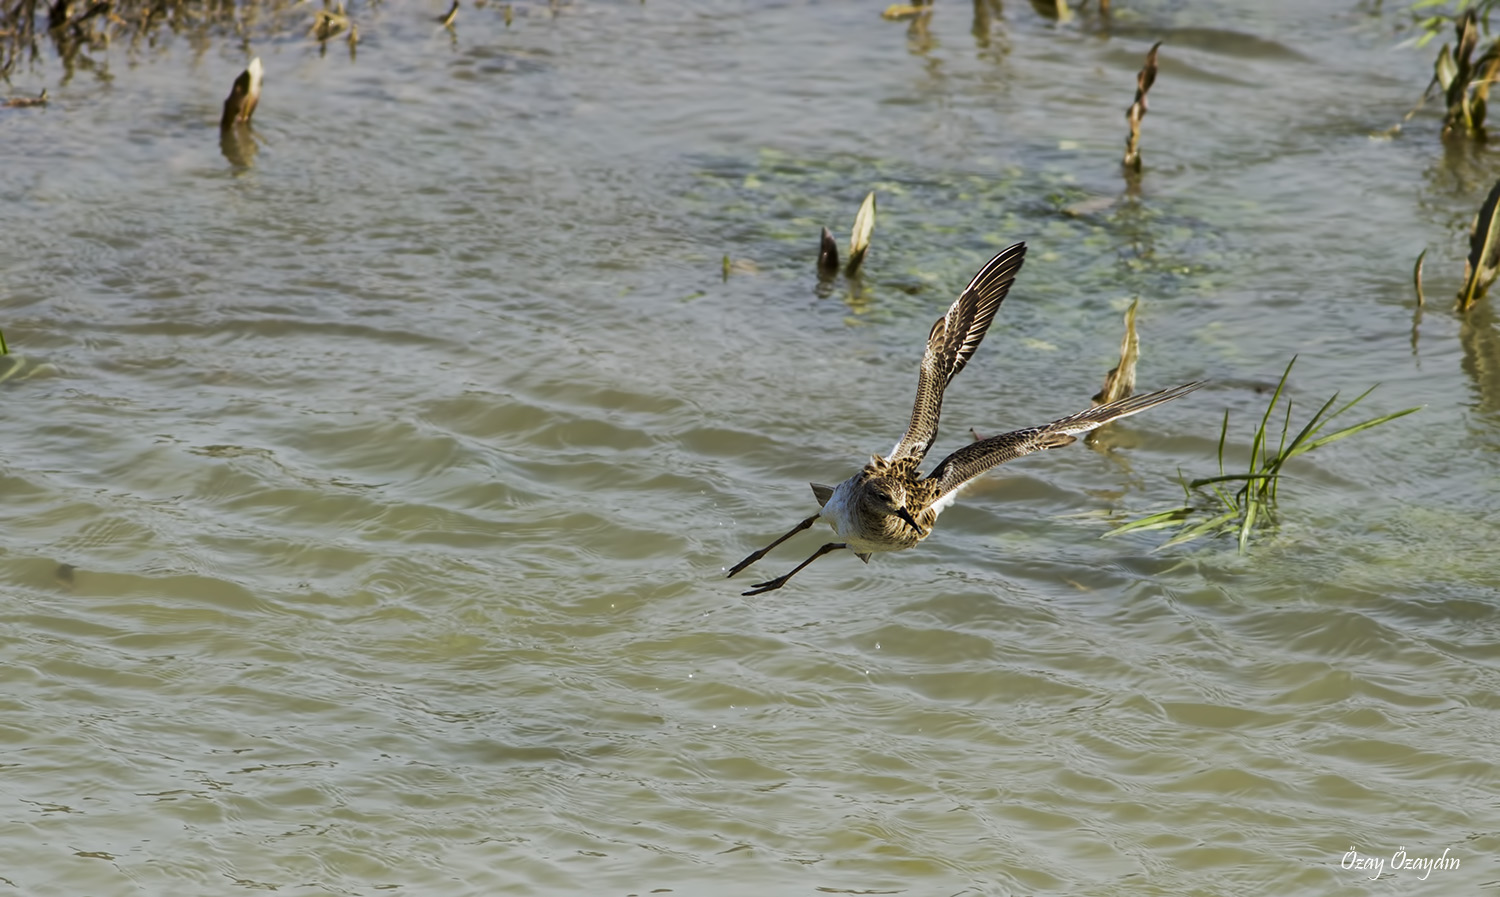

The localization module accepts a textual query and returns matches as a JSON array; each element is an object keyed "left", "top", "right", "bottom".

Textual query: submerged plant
[
  {"left": 881, "top": 3, "right": 930, "bottom": 21},
  {"left": 0, "top": 326, "right": 54, "bottom": 384},
  {"left": 1123, "top": 42, "right": 1161, "bottom": 173},
  {"left": 1108, "top": 358, "right": 1420, "bottom": 552}
]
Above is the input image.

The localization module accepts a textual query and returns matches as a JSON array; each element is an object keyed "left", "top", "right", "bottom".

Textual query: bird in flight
[{"left": 727, "top": 241, "right": 1203, "bottom": 595}]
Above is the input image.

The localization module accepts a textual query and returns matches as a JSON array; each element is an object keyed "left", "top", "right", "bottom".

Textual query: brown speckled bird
[{"left": 727, "top": 241, "right": 1203, "bottom": 595}]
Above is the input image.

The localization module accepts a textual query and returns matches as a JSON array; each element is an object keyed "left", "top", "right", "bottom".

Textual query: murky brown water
[{"left": 1, "top": 1, "right": 1496, "bottom": 894}]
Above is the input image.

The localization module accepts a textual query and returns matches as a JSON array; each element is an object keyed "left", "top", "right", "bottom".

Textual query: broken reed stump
[
  {"left": 220, "top": 57, "right": 262, "bottom": 129},
  {"left": 311, "top": 2, "right": 351, "bottom": 42},
  {"left": 2, "top": 89, "right": 47, "bottom": 108},
  {"left": 845, "top": 190, "right": 875, "bottom": 275},
  {"left": 1123, "top": 42, "right": 1161, "bottom": 173},
  {"left": 1414, "top": 248, "right": 1427, "bottom": 308},
  {"left": 1086, "top": 297, "right": 1140, "bottom": 445},
  {"left": 814, "top": 191, "right": 877, "bottom": 278},
  {"left": 818, "top": 228, "right": 840, "bottom": 277},
  {"left": 220, "top": 57, "right": 262, "bottom": 168},
  {"left": 1460, "top": 178, "right": 1500, "bottom": 311},
  {"left": 1093, "top": 297, "right": 1140, "bottom": 406}
]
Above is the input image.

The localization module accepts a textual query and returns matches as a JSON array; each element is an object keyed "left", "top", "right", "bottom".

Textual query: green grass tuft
[{"left": 1107, "top": 357, "right": 1421, "bottom": 552}]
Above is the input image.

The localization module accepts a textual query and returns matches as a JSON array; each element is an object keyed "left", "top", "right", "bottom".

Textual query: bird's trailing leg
[
  {"left": 742, "top": 542, "right": 848, "bottom": 596},
  {"left": 726, "top": 513, "right": 821, "bottom": 579}
]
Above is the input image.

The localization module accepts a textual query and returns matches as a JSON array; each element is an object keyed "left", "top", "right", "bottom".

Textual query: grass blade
[
  {"left": 1104, "top": 507, "right": 1194, "bottom": 537},
  {"left": 1249, "top": 357, "right": 1295, "bottom": 480},
  {"left": 1160, "top": 510, "right": 1241, "bottom": 549},
  {"left": 1188, "top": 472, "right": 1278, "bottom": 489},
  {"left": 1215, "top": 407, "right": 1229, "bottom": 476},
  {"left": 1294, "top": 406, "right": 1422, "bottom": 455},
  {"left": 1414, "top": 247, "right": 1427, "bottom": 307},
  {"left": 1238, "top": 496, "right": 1258, "bottom": 553},
  {"left": 1265, "top": 392, "right": 1340, "bottom": 497}
]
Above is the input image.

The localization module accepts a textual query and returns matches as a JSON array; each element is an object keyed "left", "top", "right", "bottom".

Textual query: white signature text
[{"left": 1342, "top": 846, "right": 1460, "bottom": 881}]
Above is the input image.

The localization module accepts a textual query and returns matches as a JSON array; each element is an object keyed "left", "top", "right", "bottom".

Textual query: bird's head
[{"left": 862, "top": 477, "right": 920, "bottom": 531}]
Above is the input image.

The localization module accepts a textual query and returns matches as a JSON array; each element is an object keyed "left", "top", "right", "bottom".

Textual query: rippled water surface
[{"left": 2, "top": 1, "right": 1498, "bottom": 894}]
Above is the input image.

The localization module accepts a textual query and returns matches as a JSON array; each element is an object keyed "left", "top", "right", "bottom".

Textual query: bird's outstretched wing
[
  {"left": 924, "top": 380, "right": 1205, "bottom": 503},
  {"left": 886, "top": 242, "right": 1028, "bottom": 465}
]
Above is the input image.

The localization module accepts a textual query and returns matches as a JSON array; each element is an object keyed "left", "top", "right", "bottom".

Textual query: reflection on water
[
  {"left": 1460, "top": 300, "right": 1500, "bottom": 413},
  {"left": 1, "top": 1, "right": 1499, "bottom": 895},
  {"left": 220, "top": 123, "right": 259, "bottom": 168}
]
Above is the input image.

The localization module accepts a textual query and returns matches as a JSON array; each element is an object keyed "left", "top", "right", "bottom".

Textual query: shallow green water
[{"left": 1, "top": 1, "right": 1497, "bottom": 894}]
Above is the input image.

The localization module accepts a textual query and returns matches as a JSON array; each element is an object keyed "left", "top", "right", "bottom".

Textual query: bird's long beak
[{"left": 895, "top": 506, "right": 921, "bottom": 531}]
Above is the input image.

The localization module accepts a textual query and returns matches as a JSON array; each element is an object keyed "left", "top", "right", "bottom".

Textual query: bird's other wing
[
  {"left": 925, "top": 380, "right": 1205, "bottom": 502},
  {"left": 887, "top": 242, "right": 1027, "bottom": 465}
]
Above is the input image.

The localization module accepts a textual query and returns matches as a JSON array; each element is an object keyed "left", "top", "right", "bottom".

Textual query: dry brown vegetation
[{"left": 0, "top": 0, "right": 349, "bottom": 80}]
